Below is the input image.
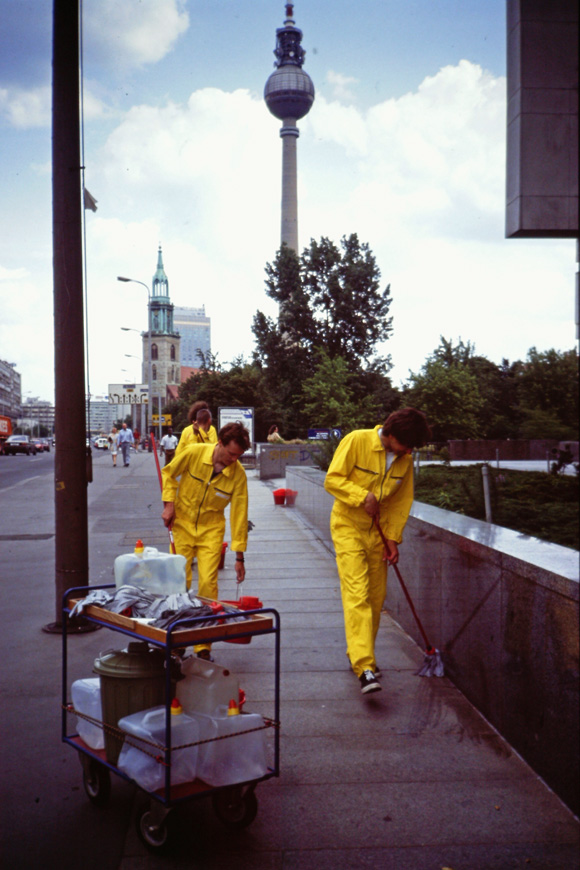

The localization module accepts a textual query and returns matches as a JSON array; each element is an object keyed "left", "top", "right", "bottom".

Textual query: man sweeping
[{"left": 324, "top": 408, "right": 431, "bottom": 695}]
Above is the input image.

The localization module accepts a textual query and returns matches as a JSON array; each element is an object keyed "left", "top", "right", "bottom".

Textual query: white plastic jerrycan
[
  {"left": 192, "top": 698, "right": 269, "bottom": 788},
  {"left": 114, "top": 540, "right": 186, "bottom": 595},
  {"left": 178, "top": 655, "right": 240, "bottom": 716},
  {"left": 117, "top": 698, "right": 199, "bottom": 792}
]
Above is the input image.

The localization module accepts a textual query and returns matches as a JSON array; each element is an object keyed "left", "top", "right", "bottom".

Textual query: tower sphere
[{"left": 264, "top": 3, "right": 314, "bottom": 122}]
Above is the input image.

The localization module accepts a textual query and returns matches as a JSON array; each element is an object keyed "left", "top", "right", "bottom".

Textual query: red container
[
  {"left": 220, "top": 596, "right": 264, "bottom": 644},
  {"left": 273, "top": 488, "right": 286, "bottom": 505},
  {"left": 285, "top": 489, "right": 298, "bottom": 506},
  {"left": 218, "top": 541, "right": 228, "bottom": 569}
]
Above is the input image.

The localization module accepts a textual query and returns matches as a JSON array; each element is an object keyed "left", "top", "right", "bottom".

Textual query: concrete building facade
[{"left": 0, "top": 359, "right": 21, "bottom": 421}]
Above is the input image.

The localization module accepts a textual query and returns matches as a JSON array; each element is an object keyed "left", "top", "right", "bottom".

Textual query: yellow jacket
[
  {"left": 162, "top": 444, "right": 248, "bottom": 552},
  {"left": 324, "top": 426, "right": 414, "bottom": 543},
  {"left": 176, "top": 423, "right": 218, "bottom": 455}
]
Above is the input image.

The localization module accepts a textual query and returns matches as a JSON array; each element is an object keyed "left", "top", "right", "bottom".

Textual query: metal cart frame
[{"left": 61, "top": 584, "right": 280, "bottom": 851}]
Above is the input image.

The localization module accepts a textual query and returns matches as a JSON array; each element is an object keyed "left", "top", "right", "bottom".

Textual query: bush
[{"left": 414, "top": 466, "right": 578, "bottom": 550}]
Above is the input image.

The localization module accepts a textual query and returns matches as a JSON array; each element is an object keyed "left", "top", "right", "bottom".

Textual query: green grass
[{"left": 413, "top": 465, "right": 579, "bottom": 550}]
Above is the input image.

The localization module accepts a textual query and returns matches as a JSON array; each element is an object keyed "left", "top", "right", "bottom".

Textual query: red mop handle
[
  {"left": 374, "top": 516, "right": 433, "bottom": 653},
  {"left": 151, "top": 431, "right": 177, "bottom": 554}
]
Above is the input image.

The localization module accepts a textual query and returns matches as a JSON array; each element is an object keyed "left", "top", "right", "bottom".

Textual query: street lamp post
[{"left": 117, "top": 276, "right": 160, "bottom": 450}]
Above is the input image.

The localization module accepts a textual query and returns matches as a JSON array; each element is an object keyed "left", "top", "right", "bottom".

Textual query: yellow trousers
[
  {"left": 172, "top": 518, "right": 224, "bottom": 654},
  {"left": 331, "top": 513, "right": 387, "bottom": 677}
]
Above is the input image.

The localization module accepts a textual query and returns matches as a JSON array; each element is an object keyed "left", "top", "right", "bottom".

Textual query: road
[{"left": 0, "top": 448, "right": 55, "bottom": 491}]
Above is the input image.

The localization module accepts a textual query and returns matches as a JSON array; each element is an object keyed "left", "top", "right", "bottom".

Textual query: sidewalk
[{"left": 1, "top": 449, "right": 578, "bottom": 869}]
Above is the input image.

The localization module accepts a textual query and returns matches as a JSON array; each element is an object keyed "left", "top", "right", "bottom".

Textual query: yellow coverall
[
  {"left": 324, "top": 426, "right": 414, "bottom": 677},
  {"left": 162, "top": 444, "right": 248, "bottom": 651},
  {"left": 175, "top": 424, "right": 218, "bottom": 456}
]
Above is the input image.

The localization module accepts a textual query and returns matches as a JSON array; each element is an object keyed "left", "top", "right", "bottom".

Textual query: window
[
  {"left": 152, "top": 365, "right": 157, "bottom": 380},
  {"left": 170, "top": 345, "right": 176, "bottom": 361},
  {"left": 151, "top": 344, "right": 158, "bottom": 361}
]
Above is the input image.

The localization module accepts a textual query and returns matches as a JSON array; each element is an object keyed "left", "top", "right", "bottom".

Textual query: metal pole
[
  {"left": 49, "top": 0, "right": 89, "bottom": 628},
  {"left": 481, "top": 465, "right": 493, "bottom": 523}
]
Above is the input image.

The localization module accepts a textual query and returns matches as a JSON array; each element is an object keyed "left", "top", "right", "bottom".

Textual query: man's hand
[
  {"left": 161, "top": 502, "right": 175, "bottom": 529},
  {"left": 234, "top": 557, "right": 246, "bottom": 585},
  {"left": 384, "top": 539, "right": 399, "bottom": 564},
  {"left": 363, "top": 491, "right": 379, "bottom": 516}
]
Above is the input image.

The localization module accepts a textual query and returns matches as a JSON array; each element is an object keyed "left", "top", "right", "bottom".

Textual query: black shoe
[{"left": 359, "top": 670, "right": 381, "bottom": 694}]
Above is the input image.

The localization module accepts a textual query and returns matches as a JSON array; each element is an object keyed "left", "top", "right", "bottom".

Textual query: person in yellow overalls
[
  {"left": 324, "top": 408, "right": 431, "bottom": 695},
  {"left": 161, "top": 422, "right": 250, "bottom": 659},
  {"left": 176, "top": 401, "right": 218, "bottom": 456}
]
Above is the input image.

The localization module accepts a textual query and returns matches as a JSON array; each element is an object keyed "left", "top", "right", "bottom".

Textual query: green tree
[
  {"left": 403, "top": 359, "right": 484, "bottom": 440},
  {"left": 516, "top": 347, "right": 578, "bottom": 437},
  {"left": 253, "top": 235, "right": 396, "bottom": 435}
]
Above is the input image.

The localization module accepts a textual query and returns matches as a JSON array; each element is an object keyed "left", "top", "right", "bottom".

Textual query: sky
[{"left": 0, "top": 0, "right": 577, "bottom": 405}]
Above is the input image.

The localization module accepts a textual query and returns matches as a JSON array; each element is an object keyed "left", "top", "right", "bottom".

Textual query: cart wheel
[
  {"left": 82, "top": 759, "right": 111, "bottom": 807},
  {"left": 212, "top": 786, "right": 258, "bottom": 829},
  {"left": 137, "top": 809, "right": 172, "bottom": 853}
]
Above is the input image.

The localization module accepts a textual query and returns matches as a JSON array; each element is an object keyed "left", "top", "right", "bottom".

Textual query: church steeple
[{"left": 152, "top": 245, "right": 169, "bottom": 298}]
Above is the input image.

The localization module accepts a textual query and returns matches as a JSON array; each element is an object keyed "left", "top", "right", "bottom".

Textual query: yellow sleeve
[
  {"left": 175, "top": 425, "right": 194, "bottom": 456},
  {"left": 381, "top": 459, "right": 414, "bottom": 543},
  {"left": 228, "top": 465, "right": 248, "bottom": 552},
  {"left": 161, "top": 447, "right": 196, "bottom": 502},
  {"left": 323, "top": 432, "right": 368, "bottom": 508},
  {"left": 207, "top": 425, "right": 218, "bottom": 444}
]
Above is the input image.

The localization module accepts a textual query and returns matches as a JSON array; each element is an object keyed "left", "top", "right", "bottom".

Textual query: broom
[
  {"left": 150, "top": 431, "right": 177, "bottom": 554},
  {"left": 374, "top": 516, "right": 444, "bottom": 677}
]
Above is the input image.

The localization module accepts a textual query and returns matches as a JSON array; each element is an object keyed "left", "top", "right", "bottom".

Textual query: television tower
[{"left": 264, "top": 3, "right": 315, "bottom": 253}]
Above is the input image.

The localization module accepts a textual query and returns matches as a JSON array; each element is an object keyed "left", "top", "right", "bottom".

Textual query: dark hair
[
  {"left": 382, "top": 408, "right": 431, "bottom": 449},
  {"left": 268, "top": 425, "right": 278, "bottom": 435},
  {"left": 219, "top": 422, "right": 251, "bottom": 452},
  {"left": 196, "top": 409, "right": 212, "bottom": 425},
  {"left": 187, "top": 400, "right": 209, "bottom": 424}
]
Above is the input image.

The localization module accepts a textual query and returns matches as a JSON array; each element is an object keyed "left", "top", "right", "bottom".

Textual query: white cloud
[
  {"left": 326, "top": 69, "right": 359, "bottom": 102},
  {"left": 0, "top": 86, "right": 51, "bottom": 128},
  {"left": 84, "top": 0, "right": 189, "bottom": 69}
]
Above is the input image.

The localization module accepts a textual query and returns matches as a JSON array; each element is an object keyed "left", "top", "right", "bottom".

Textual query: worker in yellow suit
[
  {"left": 162, "top": 422, "right": 250, "bottom": 659},
  {"left": 176, "top": 401, "right": 218, "bottom": 456},
  {"left": 324, "top": 408, "right": 431, "bottom": 695}
]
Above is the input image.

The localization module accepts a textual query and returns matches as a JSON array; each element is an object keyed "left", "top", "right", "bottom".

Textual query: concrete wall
[
  {"left": 258, "top": 443, "right": 322, "bottom": 479},
  {"left": 286, "top": 465, "right": 580, "bottom": 815}
]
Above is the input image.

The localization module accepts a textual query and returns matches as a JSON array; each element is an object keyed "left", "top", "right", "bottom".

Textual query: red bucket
[
  {"left": 285, "top": 489, "right": 298, "bottom": 506},
  {"left": 220, "top": 596, "right": 263, "bottom": 644},
  {"left": 273, "top": 488, "right": 286, "bottom": 505}
]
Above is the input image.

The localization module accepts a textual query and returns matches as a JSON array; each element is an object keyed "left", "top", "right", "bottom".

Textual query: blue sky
[{"left": 0, "top": 0, "right": 576, "bottom": 404}]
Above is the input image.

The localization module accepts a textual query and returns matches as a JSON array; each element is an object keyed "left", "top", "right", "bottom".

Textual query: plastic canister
[
  {"left": 113, "top": 545, "right": 187, "bottom": 595},
  {"left": 71, "top": 677, "right": 105, "bottom": 750},
  {"left": 178, "top": 656, "right": 239, "bottom": 717},
  {"left": 191, "top": 701, "right": 269, "bottom": 787},
  {"left": 117, "top": 699, "right": 200, "bottom": 792},
  {"left": 93, "top": 641, "right": 168, "bottom": 764}
]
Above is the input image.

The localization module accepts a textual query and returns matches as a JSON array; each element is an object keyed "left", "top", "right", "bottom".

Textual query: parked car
[
  {"left": 2, "top": 435, "right": 37, "bottom": 455},
  {"left": 94, "top": 436, "right": 110, "bottom": 449}
]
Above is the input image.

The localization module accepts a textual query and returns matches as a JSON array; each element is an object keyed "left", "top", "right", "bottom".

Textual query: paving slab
[{"left": 0, "top": 451, "right": 577, "bottom": 870}]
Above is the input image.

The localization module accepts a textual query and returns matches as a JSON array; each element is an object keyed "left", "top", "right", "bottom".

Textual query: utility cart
[{"left": 62, "top": 584, "right": 280, "bottom": 853}]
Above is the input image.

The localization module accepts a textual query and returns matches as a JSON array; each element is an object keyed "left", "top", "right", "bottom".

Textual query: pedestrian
[
  {"left": 133, "top": 428, "right": 141, "bottom": 452},
  {"left": 161, "top": 422, "right": 250, "bottom": 660},
  {"left": 117, "top": 422, "right": 134, "bottom": 467},
  {"left": 175, "top": 401, "right": 218, "bottom": 456},
  {"left": 108, "top": 426, "right": 119, "bottom": 467},
  {"left": 324, "top": 408, "right": 432, "bottom": 695},
  {"left": 160, "top": 426, "right": 178, "bottom": 466},
  {"left": 267, "top": 424, "right": 284, "bottom": 443}
]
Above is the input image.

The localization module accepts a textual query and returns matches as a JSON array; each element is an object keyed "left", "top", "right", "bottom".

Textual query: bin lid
[{"left": 93, "top": 641, "right": 165, "bottom": 679}]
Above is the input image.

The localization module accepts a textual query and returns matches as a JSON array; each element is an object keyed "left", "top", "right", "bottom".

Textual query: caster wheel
[
  {"left": 137, "top": 809, "right": 172, "bottom": 853},
  {"left": 212, "top": 786, "right": 258, "bottom": 829},
  {"left": 82, "top": 759, "right": 111, "bottom": 807}
]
